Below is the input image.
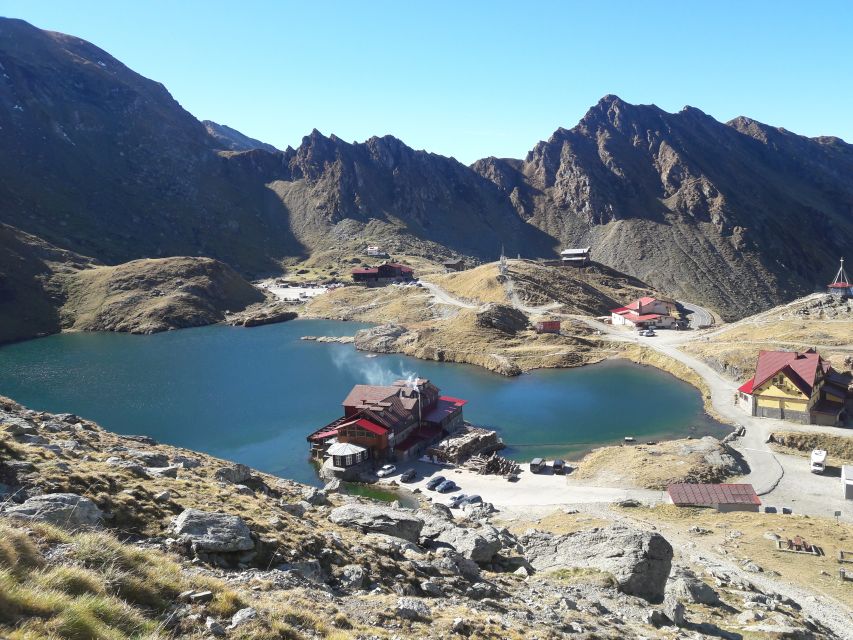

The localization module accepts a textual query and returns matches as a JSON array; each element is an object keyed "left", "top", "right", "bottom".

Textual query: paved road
[
  {"left": 577, "top": 316, "right": 853, "bottom": 521},
  {"left": 677, "top": 300, "right": 715, "bottom": 329}
]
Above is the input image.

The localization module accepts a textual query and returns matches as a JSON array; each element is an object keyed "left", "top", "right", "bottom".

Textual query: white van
[{"left": 810, "top": 449, "right": 827, "bottom": 474}]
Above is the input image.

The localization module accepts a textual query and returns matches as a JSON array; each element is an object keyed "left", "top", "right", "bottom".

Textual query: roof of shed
[{"left": 667, "top": 483, "right": 761, "bottom": 506}]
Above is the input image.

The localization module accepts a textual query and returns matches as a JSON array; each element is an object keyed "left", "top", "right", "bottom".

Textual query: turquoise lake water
[{"left": 0, "top": 319, "right": 728, "bottom": 485}]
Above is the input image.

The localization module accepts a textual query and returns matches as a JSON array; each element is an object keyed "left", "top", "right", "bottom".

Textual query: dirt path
[{"left": 418, "top": 279, "right": 481, "bottom": 309}]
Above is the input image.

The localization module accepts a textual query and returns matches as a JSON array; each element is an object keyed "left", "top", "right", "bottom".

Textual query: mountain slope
[
  {"left": 203, "top": 120, "right": 280, "bottom": 152},
  {"left": 2, "top": 19, "right": 853, "bottom": 320},
  {"left": 473, "top": 96, "right": 853, "bottom": 319},
  {"left": 0, "top": 18, "right": 303, "bottom": 272}
]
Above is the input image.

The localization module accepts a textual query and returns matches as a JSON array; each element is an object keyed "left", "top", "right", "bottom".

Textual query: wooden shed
[{"left": 535, "top": 320, "right": 561, "bottom": 334}]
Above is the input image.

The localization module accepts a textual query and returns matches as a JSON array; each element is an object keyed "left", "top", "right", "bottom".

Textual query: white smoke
[{"left": 329, "top": 347, "right": 416, "bottom": 386}]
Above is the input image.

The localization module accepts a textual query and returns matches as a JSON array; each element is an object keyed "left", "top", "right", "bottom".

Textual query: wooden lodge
[
  {"left": 736, "top": 348, "right": 849, "bottom": 426},
  {"left": 443, "top": 258, "right": 466, "bottom": 272},
  {"left": 307, "top": 379, "right": 467, "bottom": 479},
  {"left": 351, "top": 261, "right": 414, "bottom": 286},
  {"left": 560, "top": 247, "right": 591, "bottom": 266}
]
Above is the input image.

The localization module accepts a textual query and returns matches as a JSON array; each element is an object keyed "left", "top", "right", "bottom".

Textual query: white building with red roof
[
  {"left": 307, "top": 378, "right": 467, "bottom": 478},
  {"left": 610, "top": 296, "right": 677, "bottom": 329},
  {"left": 827, "top": 257, "right": 852, "bottom": 297},
  {"left": 736, "top": 348, "right": 849, "bottom": 426}
]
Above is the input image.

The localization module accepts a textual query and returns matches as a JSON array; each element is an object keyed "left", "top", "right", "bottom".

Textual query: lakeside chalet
[
  {"left": 736, "top": 348, "right": 850, "bottom": 426},
  {"left": 610, "top": 296, "right": 677, "bottom": 329},
  {"left": 307, "top": 379, "right": 467, "bottom": 478},
  {"left": 351, "top": 261, "right": 414, "bottom": 285}
]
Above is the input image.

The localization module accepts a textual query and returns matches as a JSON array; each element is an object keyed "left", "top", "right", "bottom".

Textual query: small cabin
[
  {"left": 365, "top": 245, "right": 386, "bottom": 257},
  {"left": 529, "top": 458, "right": 545, "bottom": 473},
  {"left": 535, "top": 320, "right": 561, "bottom": 334},
  {"left": 552, "top": 459, "right": 566, "bottom": 475},
  {"left": 560, "top": 247, "right": 591, "bottom": 266},
  {"left": 443, "top": 258, "right": 466, "bottom": 272}
]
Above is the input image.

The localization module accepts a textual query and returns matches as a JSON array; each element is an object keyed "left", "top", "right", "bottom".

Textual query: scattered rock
[
  {"left": 171, "top": 454, "right": 201, "bottom": 469},
  {"left": 662, "top": 595, "right": 685, "bottom": 627},
  {"left": 153, "top": 490, "right": 171, "bottom": 503},
  {"left": 229, "top": 607, "right": 257, "bottom": 629},
  {"left": 329, "top": 503, "right": 424, "bottom": 543},
  {"left": 667, "top": 569, "right": 720, "bottom": 605},
  {"left": 214, "top": 464, "right": 252, "bottom": 484},
  {"left": 172, "top": 509, "right": 254, "bottom": 553},
  {"left": 205, "top": 616, "right": 227, "bottom": 637},
  {"left": 301, "top": 486, "right": 329, "bottom": 506},
  {"left": 146, "top": 465, "right": 179, "bottom": 478},
  {"left": 127, "top": 450, "right": 169, "bottom": 467},
  {"left": 337, "top": 564, "right": 367, "bottom": 590},
  {"left": 616, "top": 498, "right": 642, "bottom": 507},
  {"left": 2, "top": 493, "right": 103, "bottom": 529},
  {"left": 395, "top": 597, "right": 431, "bottom": 620}
]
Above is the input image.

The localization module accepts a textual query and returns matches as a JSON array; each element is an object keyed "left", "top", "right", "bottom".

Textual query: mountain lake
[{"left": 0, "top": 319, "right": 729, "bottom": 485}]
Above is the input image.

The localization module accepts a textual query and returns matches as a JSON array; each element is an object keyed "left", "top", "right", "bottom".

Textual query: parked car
[
  {"left": 400, "top": 468, "right": 416, "bottom": 482},
  {"left": 458, "top": 495, "right": 482, "bottom": 507},
  {"left": 425, "top": 475, "right": 446, "bottom": 490},
  {"left": 376, "top": 464, "right": 396, "bottom": 478},
  {"left": 529, "top": 458, "right": 545, "bottom": 474},
  {"left": 448, "top": 494, "right": 468, "bottom": 508},
  {"left": 552, "top": 459, "right": 566, "bottom": 475},
  {"left": 436, "top": 480, "right": 457, "bottom": 493}
]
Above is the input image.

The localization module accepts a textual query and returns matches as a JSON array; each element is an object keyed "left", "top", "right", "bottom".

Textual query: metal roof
[
  {"left": 667, "top": 483, "right": 761, "bottom": 506},
  {"left": 327, "top": 442, "right": 367, "bottom": 456}
]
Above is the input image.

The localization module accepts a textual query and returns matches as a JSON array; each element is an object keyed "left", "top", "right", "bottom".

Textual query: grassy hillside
[
  {"left": 62, "top": 257, "right": 265, "bottom": 334},
  {"left": 682, "top": 294, "right": 853, "bottom": 381}
]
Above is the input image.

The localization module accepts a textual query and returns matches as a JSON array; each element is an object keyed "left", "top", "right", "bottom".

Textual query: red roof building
[
  {"left": 827, "top": 257, "right": 852, "bottom": 296},
  {"left": 351, "top": 261, "right": 415, "bottom": 285},
  {"left": 736, "top": 348, "right": 848, "bottom": 426},
  {"left": 610, "top": 297, "right": 677, "bottom": 329},
  {"left": 307, "top": 379, "right": 466, "bottom": 469},
  {"left": 667, "top": 483, "right": 761, "bottom": 512}
]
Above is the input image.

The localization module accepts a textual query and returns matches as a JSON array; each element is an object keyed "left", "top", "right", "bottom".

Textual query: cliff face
[
  {"left": 3, "top": 19, "right": 853, "bottom": 320},
  {"left": 473, "top": 96, "right": 853, "bottom": 319}
]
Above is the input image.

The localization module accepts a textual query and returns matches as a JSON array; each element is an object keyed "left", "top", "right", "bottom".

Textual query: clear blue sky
[{"left": 2, "top": 0, "right": 852, "bottom": 163}]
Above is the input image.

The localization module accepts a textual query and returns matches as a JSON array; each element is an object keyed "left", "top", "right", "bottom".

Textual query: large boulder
[
  {"left": 666, "top": 567, "right": 720, "bottom": 605},
  {"left": 329, "top": 503, "right": 424, "bottom": 543},
  {"left": 520, "top": 525, "right": 673, "bottom": 602},
  {"left": 434, "top": 524, "right": 502, "bottom": 564},
  {"left": 3, "top": 493, "right": 103, "bottom": 529},
  {"left": 172, "top": 509, "right": 254, "bottom": 553},
  {"left": 475, "top": 304, "right": 529, "bottom": 334},
  {"left": 214, "top": 464, "right": 252, "bottom": 484},
  {"left": 353, "top": 323, "right": 408, "bottom": 353}
]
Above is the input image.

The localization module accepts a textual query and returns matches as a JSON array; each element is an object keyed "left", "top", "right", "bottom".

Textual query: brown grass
[
  {"left": 624, "top": 505, "right": 853, "bottom": 605},
  {"left": 769, "top": 431, "right": 853, "bottom": 465}
]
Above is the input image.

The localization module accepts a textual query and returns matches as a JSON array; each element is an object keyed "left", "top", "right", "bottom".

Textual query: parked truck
[{"left": 810, "top": 449, "right": 827, "bottom": 474}]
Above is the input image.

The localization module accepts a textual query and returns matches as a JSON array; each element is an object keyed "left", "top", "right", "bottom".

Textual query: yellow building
[{"left": 736, "top": 349, "right": 849, "bottom": 426}]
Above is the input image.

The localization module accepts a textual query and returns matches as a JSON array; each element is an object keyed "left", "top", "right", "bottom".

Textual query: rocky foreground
[{"left": 0, "top": 396, "right": 845, "bottom": 639}]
